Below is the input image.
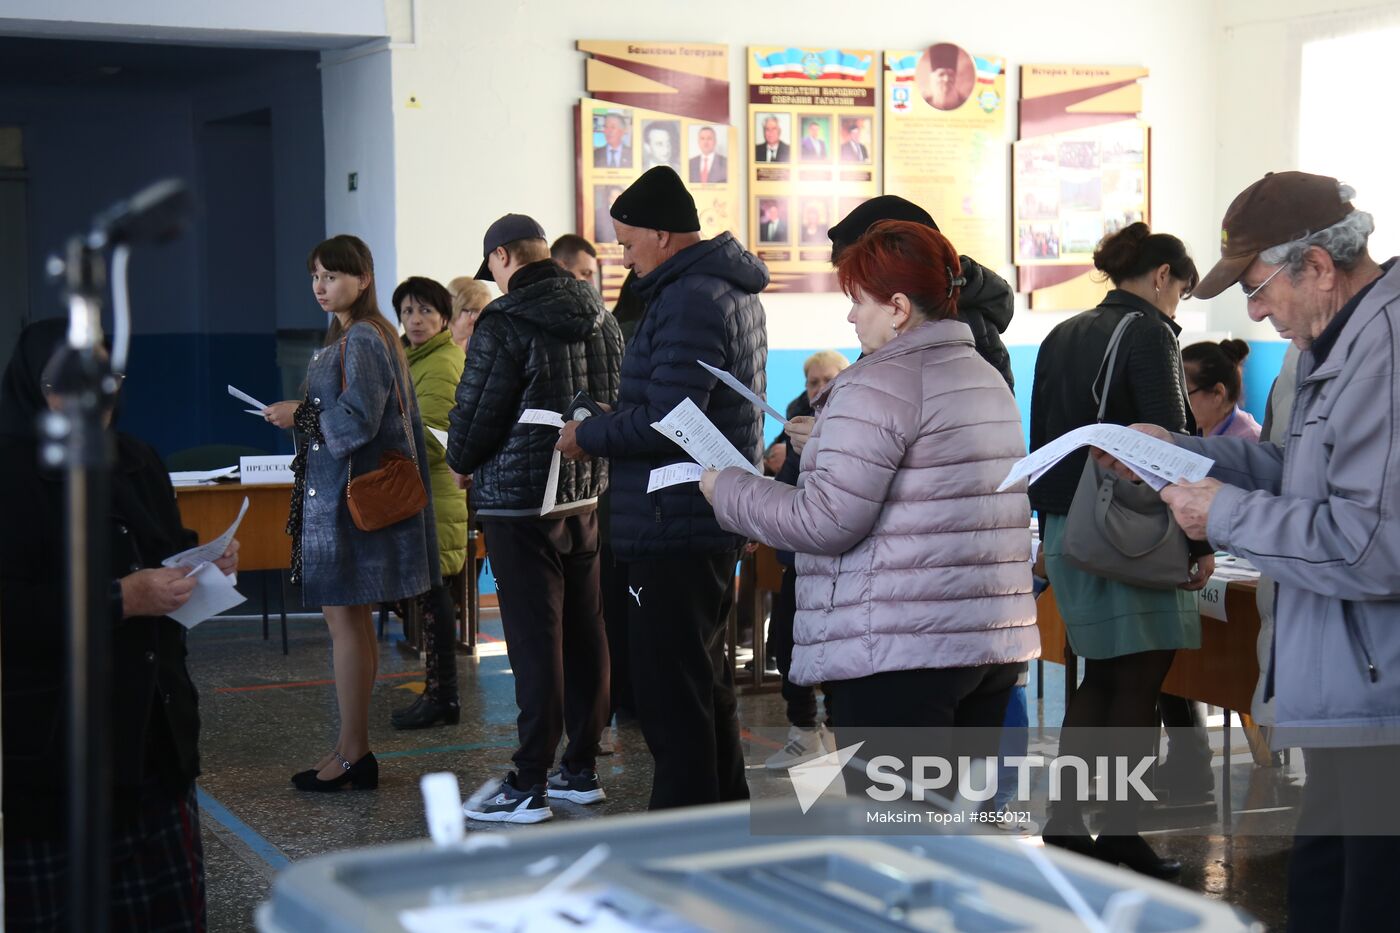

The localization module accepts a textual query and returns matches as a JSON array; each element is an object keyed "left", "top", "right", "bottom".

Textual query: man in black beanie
[
  {"left": 828, "top": 195, "right": 1016, "bottom": 389},
  {"left": 558, "top": 166, "right": 768, "bottom": 809}
]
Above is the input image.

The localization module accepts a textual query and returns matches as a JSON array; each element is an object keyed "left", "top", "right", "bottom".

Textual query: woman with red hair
[{"left": 700, "top": 220, "right": 1039, "bottom": 786}]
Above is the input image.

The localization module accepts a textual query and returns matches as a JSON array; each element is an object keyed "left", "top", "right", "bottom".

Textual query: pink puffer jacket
[{"left": 713, "top": 319, "right": 1040, "bottom": 685}]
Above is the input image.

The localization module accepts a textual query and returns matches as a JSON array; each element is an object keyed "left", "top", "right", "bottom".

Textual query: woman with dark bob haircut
[
  {"left": 701, "top": 220, "right": 1039, "bottom": 792},
  {"left": 264, "top": 236, "right": 439, "bottom": 791},
  {"left": 388, "top": 276, "right": 467, "bottom": 729},
  {"left": 1029, "top": 222, "right": 1211, "bottom": 876}
]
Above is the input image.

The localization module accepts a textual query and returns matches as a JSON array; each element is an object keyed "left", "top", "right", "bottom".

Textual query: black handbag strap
[{"left": 1091, "top": 311, "right": 1142, "bottom": 423}]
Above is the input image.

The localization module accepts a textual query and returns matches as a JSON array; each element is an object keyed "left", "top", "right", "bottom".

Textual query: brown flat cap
[{"left": 1195, "top": 171, "right": 1353, "bottom": 299}]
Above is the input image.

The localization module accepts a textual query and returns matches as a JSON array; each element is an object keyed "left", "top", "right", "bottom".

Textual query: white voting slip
[
  {"left": 647, "top": 462, "right": 704, "bottom": 492},
  {"left": 651, "top": 398, "right": 759, "bottom": 474},
  {"left": 696, "top": 359, "right": 785, "bottom": 421},
  {"left": 167, "top": 561, "right": 246, "bottom": 628},
  {"left": 520, "top": 408, "right": 566, "bottom": 429},
  {"left": 517, "top": 410, "right": 567, "bottom": 515},
  {"left": 227, "top": 384, "right": 269, "bottom": 417},
  {"left": 163, "top": 497, "right": 249, "bottom": 570},
  {"left": 998, "top": 423, "right": 1213, "bottom": 493},
  {"left": 426, "top": 427, "right": 448, "bottom": 449}
]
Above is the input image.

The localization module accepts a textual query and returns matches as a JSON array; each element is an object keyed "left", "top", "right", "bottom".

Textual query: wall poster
[
  {"left": 746, "top": 46, "right": 880, "bottom": 292},
  {"left": 1012, "top": 64, "right": 1150, "bottom": 310},
  {"left": 576, "top": 40, "right": 738, "bottom": 304},
  {"left": 883, "top": 44, "right": 1008, "bottom": 267}
]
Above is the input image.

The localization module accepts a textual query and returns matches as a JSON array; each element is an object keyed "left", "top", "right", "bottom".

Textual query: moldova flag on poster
[
  {"left": 754, "top": 48, "right": 873, "bottom": 81},
  {"left": 888, "top": 54, "right": 919, "bottom": 83},
  {"left": 974, "top": 55, "right": 1003, "bottom": 85}
]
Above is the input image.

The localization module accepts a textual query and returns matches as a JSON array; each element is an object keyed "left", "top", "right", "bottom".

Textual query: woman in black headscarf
[{"left": 0, "top": 319, "right": 239, "bottom": 931}]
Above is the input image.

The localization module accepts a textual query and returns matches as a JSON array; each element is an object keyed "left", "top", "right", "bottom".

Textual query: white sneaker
[{"left": 765, "top": 725, "right": 831, "bottom": 770}]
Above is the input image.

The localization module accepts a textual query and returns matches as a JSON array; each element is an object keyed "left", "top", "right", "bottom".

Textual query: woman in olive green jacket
[{"left": 392, "top": 276, "right": 467, "bottom": 728}]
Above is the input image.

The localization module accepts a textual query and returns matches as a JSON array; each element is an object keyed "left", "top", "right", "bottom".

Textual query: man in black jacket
[
  {"left": 827, "top": 195, "right": 1016, "bottom": 390},
  {"left": 558, "top": 167, "right": 768, "bottom": 809},
  {"left": 447, "top": 213, "right": 624, "bottom": 824}
]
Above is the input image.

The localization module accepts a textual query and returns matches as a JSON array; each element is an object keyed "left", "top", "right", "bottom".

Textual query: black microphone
[{"left": 89, "top": 178, "right": 191, "bottom": 246}]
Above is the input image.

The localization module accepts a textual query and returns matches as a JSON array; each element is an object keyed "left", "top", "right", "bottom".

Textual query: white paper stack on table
[
  {"left": 997, "top": 423, "right": 1214, "bottom": 493},
  {"left": 169, "top": 465, "right": 239, "bottom": 486},
  {"left": 160, "top": 497, "right": 250, "bottom": 627}
]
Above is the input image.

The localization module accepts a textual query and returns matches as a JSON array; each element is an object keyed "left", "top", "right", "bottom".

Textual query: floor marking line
[
  {"left": 215, "top": 671, "right": 424, "bottom": 694},
  {"left": 196, "top": 786, "right": 291, "bottom": 871}
]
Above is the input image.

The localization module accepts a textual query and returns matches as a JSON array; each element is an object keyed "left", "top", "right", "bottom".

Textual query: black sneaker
[
  {"left": 546, "top": 766, "right": 606, "bottom": 804},
  {"left": 462, "top": 772, "right": 553, "bottom": 824}
]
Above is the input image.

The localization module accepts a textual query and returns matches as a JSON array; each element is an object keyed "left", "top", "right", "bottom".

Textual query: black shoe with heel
[
  {"left": 390, "top": 695, "right": 460, "bottom": 730},
  {"left": 1094, "top": 833, "right": 1181, "bottom": 879},
  {"left": 291, "top": 751, "right": 379, "bottom": 792}
]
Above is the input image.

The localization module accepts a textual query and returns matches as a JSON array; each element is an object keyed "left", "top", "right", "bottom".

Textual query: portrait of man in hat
[{"left": 916, "top": 42, "right": 975, "bottom": 111}]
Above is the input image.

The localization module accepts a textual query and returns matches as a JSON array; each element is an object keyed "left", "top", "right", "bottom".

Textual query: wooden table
[
  {"left": 174, "top": 481, "right": 292, "bottom": 652},
  {"left": 1037, "top": 579, "right": 1269, "bottom": 827},
  {"left": 1035, "top": 580, "right": 1262, "bottom": 713}
]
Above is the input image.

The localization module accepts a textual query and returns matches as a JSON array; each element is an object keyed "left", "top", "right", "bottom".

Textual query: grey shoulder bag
[{"left": 1062, "top": 312, "right": 1192, "bottom": 590}]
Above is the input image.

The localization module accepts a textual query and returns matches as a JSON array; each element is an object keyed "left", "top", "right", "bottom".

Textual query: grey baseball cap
[{"left": 475, "top": 213, "right": 547, "bottom": 280}]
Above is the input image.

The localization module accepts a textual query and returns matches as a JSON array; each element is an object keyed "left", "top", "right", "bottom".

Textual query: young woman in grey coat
[{"left": 265, "top": 235, "right": 438, "bottom": 791}]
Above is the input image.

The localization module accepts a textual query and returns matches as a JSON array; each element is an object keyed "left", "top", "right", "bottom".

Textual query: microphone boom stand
[{"left": 42, "top": 235, "right": 117, "bottom": 933}]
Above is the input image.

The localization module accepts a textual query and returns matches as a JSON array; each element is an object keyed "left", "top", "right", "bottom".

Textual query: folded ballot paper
[
  {"left": 160, "top": 497, "right": 249, "bottom": 627},
  {"left": 998, "top": 423, "right": 1213, "bottom": 493},
  {"left": 647, "top": 397, "right": 759, "bottom": 491}
]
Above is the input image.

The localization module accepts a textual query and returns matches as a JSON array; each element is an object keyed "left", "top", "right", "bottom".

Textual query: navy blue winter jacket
[{"left": 575, "top": 232, "right": 769, "bottom": 560}]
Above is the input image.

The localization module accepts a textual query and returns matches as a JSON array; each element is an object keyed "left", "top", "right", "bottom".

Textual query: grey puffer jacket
[
  {"left": 712, "top": 318, "right": 1040, "bottom": 685},
  {"left": 1182, "top": 259, "right": 1400, "bottom": 748}
]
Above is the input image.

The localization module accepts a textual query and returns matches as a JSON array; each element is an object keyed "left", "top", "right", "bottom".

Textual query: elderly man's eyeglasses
[{"left": 1240, "top": 265, "right": 1285, "bottom": 300}]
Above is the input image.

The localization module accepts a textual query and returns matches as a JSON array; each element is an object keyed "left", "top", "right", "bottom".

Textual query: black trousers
[
  {"left": 768, "top": 564, "right": 823, "bottom": 728},
  {"left": 419, "top": 581, "right": 458, "bottom": 704},
  {"left": 481, "top": 513, "right": 609, "bottom": 788},
  {"left": 825, "top": 663, "right": 1019, "bottom": 798},
  {"left": 598, "top": 535, "right": 633, "bottom": 717},
  {"left": 1287, "top": 745, "right": 1400, "bottom": 933},
  {"left": 627, "top": 550, "right": 749, "bottom": 809}
]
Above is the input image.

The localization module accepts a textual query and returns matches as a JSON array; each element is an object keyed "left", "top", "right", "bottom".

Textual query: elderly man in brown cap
[
  {"left": 556, "top": 166, "right": 769, "bottom": 810},
  {"left": 1106, "top": 171, "right": 1398, "bottom": 932}
]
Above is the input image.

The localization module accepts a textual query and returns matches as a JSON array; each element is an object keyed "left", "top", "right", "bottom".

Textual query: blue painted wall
[
  {"left": 2, "top": 47, "right": 323, "bottom": 460},
  {"left": 761, "top": 339, "right": 1289, "bottom": 450}
]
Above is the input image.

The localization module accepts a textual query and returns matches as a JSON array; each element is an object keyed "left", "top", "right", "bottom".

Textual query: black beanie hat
[
  {"left": 609, "top": 166, "right": 701, "bottom": 233},
  {"left": 828, "top": 195, "right": 938, "bottom": 253}
]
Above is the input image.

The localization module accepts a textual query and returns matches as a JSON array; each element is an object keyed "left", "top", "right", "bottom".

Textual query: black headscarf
[{"left": 0, "top": 318, "right": 67, "bottom": 438}]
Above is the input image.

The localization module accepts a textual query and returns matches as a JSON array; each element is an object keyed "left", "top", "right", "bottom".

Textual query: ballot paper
[
  {"left": 227, "top": 384, "right": 269, "bottom": 414},
  {"left": 696, "top": 359, "right": 785, "bottom": 422},
  {"left": 997, "top": 424, "right": 1213, "bottom": 493},
  {"left": 650, "top": 397, "right": 760, "bottom": 474},
  {"left": 169, "top": 466, "right": 239, "bottom": 486},
  {"left": 518, "top": 410, "right": 566, "bottom": 515},
  {"left": 167, "top": 561, "right": 246, "bottom": 628},
  {"left": 162, "top": 497, "right": 249, "bottom": 570},
  {"left": 520, "top": 408, "right": 566, "bottom": 429},
  {"left": 647, "top": 462, "right": 704, "bottom": 492},
  {"left": 426, "top": 427, "right": 448, "bottom": 449}
]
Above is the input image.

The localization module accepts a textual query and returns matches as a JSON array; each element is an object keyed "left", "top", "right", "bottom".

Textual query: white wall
[
  {"left": 322, "top": 48, "right": 400, "bottom": 317},
  {"left": 0, "top": 0, "right": 385, "bottom": 47},
  {"left": 386, "top": 0, "right": 1221, "bottom": 348},
  {"left": 1211, "top": 0, "right": 1400, "bottom": 338}
]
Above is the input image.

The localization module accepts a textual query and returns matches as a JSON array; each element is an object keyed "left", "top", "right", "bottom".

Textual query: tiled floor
[{"left": 188, "top": 607, "right": 1295, "bottom": 931}]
